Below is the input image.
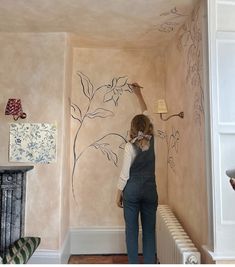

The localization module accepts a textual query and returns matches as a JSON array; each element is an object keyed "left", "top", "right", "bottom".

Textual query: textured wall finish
[
  {"left": 0, "top": 0, "right": 199, "bottom": 49},
  {"left": 60, "top": 34, "right": 72, "bottom": 248},
  {"left": 70, "top": 48, "right": 167, "bottom": 227},
  {"left": 0, "top": 0, "right": 204, "bottom": 255},
  {"left": 164, "top": 0, "right": 208, "bottom": 262},
  {"left": 0, "top": 33, "right": 69, "bottom": 250}
]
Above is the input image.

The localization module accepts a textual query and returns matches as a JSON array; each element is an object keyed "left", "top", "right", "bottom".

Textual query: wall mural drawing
[
  {"left": 158, "top": 7, "right": 188, "bottom": 33},
  {"left": 71, "top": 72, "right": 133, "bottom": 202},
  {"left": 143, "top": 7, "right": 188, "bottom": 36},
  {"left": 177, "top": 4, "right": 204, "bottom": 125},
  {"left": 157, "top": 127, "right": 180, "bottom": 173}
]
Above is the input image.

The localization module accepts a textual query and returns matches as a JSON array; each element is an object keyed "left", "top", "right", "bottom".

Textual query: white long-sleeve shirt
[
  {"left": 117, "top": 142, "right": 137, "bottom": 190},
  {"left": 117, "top": 111, "right": 152, "bottom": 191}
]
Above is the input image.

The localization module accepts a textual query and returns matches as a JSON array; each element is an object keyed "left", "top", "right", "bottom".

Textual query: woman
[{"left": 116, "top": 83, "right": 158, "bottom": 264}]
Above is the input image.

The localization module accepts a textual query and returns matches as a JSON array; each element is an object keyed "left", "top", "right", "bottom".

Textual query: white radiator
[{"left": 157, "top": 205, "right": 201, "bottom": 264}]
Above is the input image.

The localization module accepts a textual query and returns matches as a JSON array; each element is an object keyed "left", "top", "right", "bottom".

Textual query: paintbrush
[{"left": 127, "top": 83, "right": 143, "bottom": 89}]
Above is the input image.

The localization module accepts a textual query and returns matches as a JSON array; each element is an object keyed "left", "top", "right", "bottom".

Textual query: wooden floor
[{"left": 68, "top": 254, "right": 144, "bottom": 264}]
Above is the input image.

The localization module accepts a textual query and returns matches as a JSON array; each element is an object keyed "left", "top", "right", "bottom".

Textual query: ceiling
[{"left": 0, "top": 0, "right": 199, "bottom": 48}]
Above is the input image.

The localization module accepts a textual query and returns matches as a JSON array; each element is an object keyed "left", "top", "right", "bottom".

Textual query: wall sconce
[
  {"left": 155, "top": 99, "right": 184, "bottom": 121},
  {"left": 5, "top": 99, "right": 27, "bottom": 121}
]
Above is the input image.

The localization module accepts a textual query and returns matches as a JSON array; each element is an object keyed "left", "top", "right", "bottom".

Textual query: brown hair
[{"left": 130, "top": 114, "right": 153, "bottom": 150}]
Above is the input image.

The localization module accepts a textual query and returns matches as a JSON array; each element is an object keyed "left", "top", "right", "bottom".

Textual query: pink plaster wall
[
  {"left": 0, "top": 5, "right": 209, "bottom": 256},
  {"left": 70, "top": 48, "right": 167, "bottom": 227},
  {"left": 0, "top": 33, "right": 71, "bottom": 250},
  {"left": 164, "top": 0, "right": 209, "bottom": 262}
]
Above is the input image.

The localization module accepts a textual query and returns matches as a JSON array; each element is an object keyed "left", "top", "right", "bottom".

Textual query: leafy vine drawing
[
  {"left": 177, "top": 4, "right": 204, "bottom": 125},
  {"left": 71, "top": 72, "right": 133, "bottom": 202},
  {"left": 158, "top": 7, "right": 188, "bottom": 33},
  {"left": 143, "top": 7, "right": 188, "bottom": 36},
  {"left": 157, "top": 127, "right": 180, "bottom": 173}
]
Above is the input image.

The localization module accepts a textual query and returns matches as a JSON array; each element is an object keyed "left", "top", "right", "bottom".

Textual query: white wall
[{"left": 206, "top": 0, "right": 235, "bottom": 263}]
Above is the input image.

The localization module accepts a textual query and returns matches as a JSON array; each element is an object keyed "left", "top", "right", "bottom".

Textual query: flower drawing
[{"left": 71, "top": 71, "right": 133, "bottom": 202}]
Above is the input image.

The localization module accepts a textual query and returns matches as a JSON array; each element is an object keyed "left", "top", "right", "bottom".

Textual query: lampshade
[
  {"left": 5, "top": 98, "right": 26, "bottom": 120},
  {"left": 155, "top": 99, "right": 168, "bottom": 114}
]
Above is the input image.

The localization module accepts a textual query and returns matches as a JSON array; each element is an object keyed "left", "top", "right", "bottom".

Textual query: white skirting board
[
  {"left": 27, "top": 250, "right": 62, "bottom": 264},
  {"left": 71, "top": 227, "right": 126, "bottom": 255},
  {"left": 28, "top": 231, "right": 70, "bottom": 264},
  {"left": 70, "top": 227, "right": 143, "bottom": 255},
  {"left": 28, "top": 227, "right": 143, "bottom": 264}
]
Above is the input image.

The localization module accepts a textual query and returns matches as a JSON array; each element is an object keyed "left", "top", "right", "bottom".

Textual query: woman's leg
[
  {"left": 140, "top": 201, "right": 156, "bottom": 263},
  {"left": 140, "top": 185, "right": 158, "bottom": 264},
  {"left": 123, "top": 199, "right": 140, "bottom": 264}
]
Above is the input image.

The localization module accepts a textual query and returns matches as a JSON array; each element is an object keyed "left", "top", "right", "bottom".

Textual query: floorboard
[{"left": 68, "top": 254, "right": 145, "bottom": 264}]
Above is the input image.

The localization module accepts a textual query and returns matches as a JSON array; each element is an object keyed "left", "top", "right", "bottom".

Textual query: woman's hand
[
  {"left": 130, "top": 82, "right": 147, "bottom": 112},
  {"left": 116, "top": 189, "right": 123, "bottom": 208},
  {"left": 131, "top": 82, "right": 143, "bottom": 96}
]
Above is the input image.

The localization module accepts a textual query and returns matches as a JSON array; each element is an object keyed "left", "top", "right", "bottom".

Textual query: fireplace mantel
[
  {"left": 0, "top": 165, "right": 34, "bottom": 256},
  {"left": 0, "top": 166, "right": 34, "bottom": 173}
]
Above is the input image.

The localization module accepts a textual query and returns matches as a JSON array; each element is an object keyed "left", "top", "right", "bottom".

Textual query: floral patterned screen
[{"left": 9, "top": 123, "right": 57, "bottom": 163}]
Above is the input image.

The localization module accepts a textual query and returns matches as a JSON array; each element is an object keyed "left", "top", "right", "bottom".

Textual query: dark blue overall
[{"left": 123, "top": 137, "right": 158, "bottom": 264}]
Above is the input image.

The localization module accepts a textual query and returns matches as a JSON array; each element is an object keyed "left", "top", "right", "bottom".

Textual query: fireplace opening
[{"left": 0, "top": 166, "right": 33, "bottom": 257}]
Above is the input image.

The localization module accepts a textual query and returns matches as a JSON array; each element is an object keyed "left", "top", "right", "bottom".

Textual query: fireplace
[{"left": 0, "top": 166, "right": 33, "bottom": 256}]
